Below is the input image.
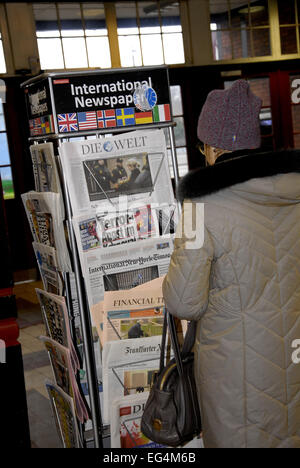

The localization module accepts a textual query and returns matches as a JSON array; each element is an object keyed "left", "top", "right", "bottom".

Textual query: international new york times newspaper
[
  {"left": 30, "top": 142, "right": 62, "bottom": 193},
  {"left": 59, "top": 129, "right": 175, "bottom": 216},
  {"left": 22, "top": 191, "right": 71, "bottom": 271},
  {"left": 78, "top": 235, "right": 174, "bottom": 307},
  {"left": 45, "top": 380, "right": 82, "bottom": 448}
]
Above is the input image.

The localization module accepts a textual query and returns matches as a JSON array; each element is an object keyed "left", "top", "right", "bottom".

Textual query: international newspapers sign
[{"left": 23, "top": 67, "right": 172, "bottom": 136}]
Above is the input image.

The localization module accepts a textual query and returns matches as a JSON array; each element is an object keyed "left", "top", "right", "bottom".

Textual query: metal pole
[
  {"left": 168, "top": 125, "right": 180, "bottom": 188},
  {"left": 58, "top": 141, "right": 102, "bottom": 448}
]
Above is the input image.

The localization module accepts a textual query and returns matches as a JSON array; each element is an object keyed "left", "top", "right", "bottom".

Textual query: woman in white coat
[{"left": 163, "top": 80, "right": 300, "bottom": 448}]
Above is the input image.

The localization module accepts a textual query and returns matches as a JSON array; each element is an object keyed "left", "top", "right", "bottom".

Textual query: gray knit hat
[{"left": 197, "top": 80, "right": 262, "bottom": 151}]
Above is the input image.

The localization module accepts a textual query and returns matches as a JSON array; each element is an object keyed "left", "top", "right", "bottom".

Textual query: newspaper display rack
[{"left": 21, "top": 67, "right": 180, "bottom": 449}]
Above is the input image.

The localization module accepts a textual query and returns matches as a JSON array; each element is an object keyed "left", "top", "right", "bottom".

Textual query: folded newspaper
[
  {"left": 40, "top": 336, "right": 89, "bottom": 423},
  {"left": 77, "top": 234, "right": 174, "bottom": 308},
  {"left": 30, "top": 142, "right": 62, "bottom": 193},
  {"left": 33, "top": 243, "right": 64, "bottom": 295},
  {"left": 45, "top": 380, "right": 82, "bottom": 448},
  {"left": 102, "top": 335, "right": 167, "bottom": 424},
  {"left": 110, "top": 392, "right": 165, "bottom": 448},
  {"left": 59, "top": 129, "right": 175, "bottom": 216},
  {"left": 22, "top": 191, "right": 71, "bottom": 271},
  {"left": 99, "top": 276, "right": 165, "bottom": 346},
  {"left": 36, "top": 288, "right": 80, "bottom": 371}
]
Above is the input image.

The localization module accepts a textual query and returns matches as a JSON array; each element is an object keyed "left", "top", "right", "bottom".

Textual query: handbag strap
[{"left": 159, "top": 308, "right": 197, "bottom": 376}]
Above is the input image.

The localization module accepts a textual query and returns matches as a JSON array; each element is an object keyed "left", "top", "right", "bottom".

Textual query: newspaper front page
[
  {"left": 30, "top": 142, "right": 62, "bottom": 193},
  {"left": 110, "top": 392, "right": 165, "bottom": 448},
  {"left": 59, "top": 129, "right": 175, "bottom": 216},
  {"left": 101, "top": 276, "right": 165, "bottom": 345},
  {"left": 22, "top": 191, "right": 71, "bottom": 271},
  {"left": 33, "top": 242, "right": 64, "bottom": 295},
  {"left": 45, "top": 380, "right": 82, "bottom": 448},
  {"left": 80, "top": 235, "right": 173, "bottom": 307},
  {"left": 40, "top": 336, "right": 89, "bottom": 423},
  {"left": 36, "top": 288, "right": 80, "bottom": 371},
  {"left": 102, "top": 335, "right": 165, "bottom": 424}
]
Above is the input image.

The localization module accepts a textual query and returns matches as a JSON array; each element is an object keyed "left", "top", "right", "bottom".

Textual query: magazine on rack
[
  {"left": 22, "top": 191, "right": 71, "bottom": 271},
  {"left": 102, "top": 335, "right": 167, "bottom": 424},
  {"left": 30, "top": 142, "right": 62, "bottom": 193},
  {"left": 33, "top": 242, "right": 64, "bottom": 295},
  {"left": 78, "top": 235, "right": 174, "bottom": 307},
  {"left": 59, "top": 129, "right": 175, "bottom": 216},
  {"left": 45, "top": 380, "right": 82, "bottom": 448},
  {"left": 36, "top": 288, "right": 80, "bottom": 370},
  {"left": 40, "top": 336, "right": 89, "bottom": 423}
]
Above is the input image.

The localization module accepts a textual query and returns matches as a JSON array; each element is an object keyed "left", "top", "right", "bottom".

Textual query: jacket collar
[{"left": 177, "top": 149, "right": 300, "bottom": 202}]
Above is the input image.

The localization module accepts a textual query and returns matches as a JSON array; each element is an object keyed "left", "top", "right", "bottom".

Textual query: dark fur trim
[{"left": 177, "top": 149, "right": 300, "bottom": 202}]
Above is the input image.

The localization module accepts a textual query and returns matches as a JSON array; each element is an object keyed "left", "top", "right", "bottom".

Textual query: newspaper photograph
[
  {"left": 102, "top": 335, "right": 165, "bottom": 424},
  {"left": 101, "top": 277, "right": 165, "bottom": 345},
  {"left": 33, "top": 242, "right": 64, "bottom": 295},
  {"left": 79, "top": 235, "right": 173, "bottom": 307},
  {"left": 45, "top": 380, "right": 82, "bottom": 448},
  {"left": 30, "top": 142, "right": 62, "bottom": 193},
  {"left": 59, "top": 129, "right": 175, "bottom": 216},
  {"left": 41, "top": 336, "right": 89, "bottom": 423},
  {"left": 22, "top": 191, "right": 71, "bottom": 271},
  {"left": 36, "top": 288, "right": 80, "bottom": 371},
  {"left": 73, "top": 204, "right": 159, "bottom": 253},
  {"left": 110, "top": 392, "right": 165, "bottom": 448}
]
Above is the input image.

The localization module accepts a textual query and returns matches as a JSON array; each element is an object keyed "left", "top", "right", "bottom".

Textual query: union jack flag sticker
[{"left": 57, "top": 113, "right": 78, "bottom": 133}]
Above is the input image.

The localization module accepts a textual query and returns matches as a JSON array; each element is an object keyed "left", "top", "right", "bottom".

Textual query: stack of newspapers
[{"left": 22, "top": 142, "right": 87, "bottom": 448}]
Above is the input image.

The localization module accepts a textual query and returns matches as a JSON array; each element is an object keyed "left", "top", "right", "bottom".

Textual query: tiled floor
[{"left": 14, "top": 280, "right": 62, "bottom": 448}]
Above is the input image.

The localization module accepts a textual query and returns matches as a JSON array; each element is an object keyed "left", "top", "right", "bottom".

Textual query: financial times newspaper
[
  {"left": 110, "top": 393, "right": 165, "bottom": 448},
  {"left": 22, "top": 191, "right": 71, "bottom": 271},
  {"left": 102, "top": 335, "right": 164, "bottom": 424},
  {"left": 78, "top": 235, "right": 173, "bottom": 307},
  {"left": 45, "top": 380, "right": 82, "bottom": 448},
  {"left": 41, "top": 336, "right": 89, "bottom": 423},
  {"left": 30, "top": 142, "right": 62, "bottom": 193},
  {"left": 59, "top": 129, "right": 175, "bottom": 216},
  {"left": 100, "top": 277, "right": 165, "bottom": 345},
  {"left": 33, "top": 243, "right": 64, "bottom": 295}
]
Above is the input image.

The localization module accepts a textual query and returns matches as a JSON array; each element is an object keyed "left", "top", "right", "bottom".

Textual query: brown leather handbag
[{"left": 141, "top": 310, "right": 202, "bottom": 447}]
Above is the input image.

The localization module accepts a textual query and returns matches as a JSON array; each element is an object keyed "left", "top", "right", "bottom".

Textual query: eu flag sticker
[{"left": 116, "top": 108, "right": 135, "bottom": 127}]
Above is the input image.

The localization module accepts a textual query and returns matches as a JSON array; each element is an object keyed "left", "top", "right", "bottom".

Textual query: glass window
[
  {"left": 278, "top": 0, "right": 300, "bottom": 55},
  {"left": 209, "top": 0, "right": 271, "bottom": 60},
  {"left": 164, "top": 85, "right": 188, "bottom": 178},
  {"left": 0, "top": 99, "right": 14, "bottom": 199},
  {"left": 0, "top": 33, "right": 6, "bottom": 74},
  {"left": 33, "top": 2, "right": 111, "bottom": 70},
  {"left": 116, "top": 1, "right": 185, "bottom": 67}
]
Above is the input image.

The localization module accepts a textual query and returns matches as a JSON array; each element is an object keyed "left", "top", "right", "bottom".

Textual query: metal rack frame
[{"left": 22, "top": 67, "right": 180, "bottom": 448}]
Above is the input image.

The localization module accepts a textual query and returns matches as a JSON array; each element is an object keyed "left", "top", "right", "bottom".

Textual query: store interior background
[{"left": 1, "top": 0, "right": 300, "bottom": 448}]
